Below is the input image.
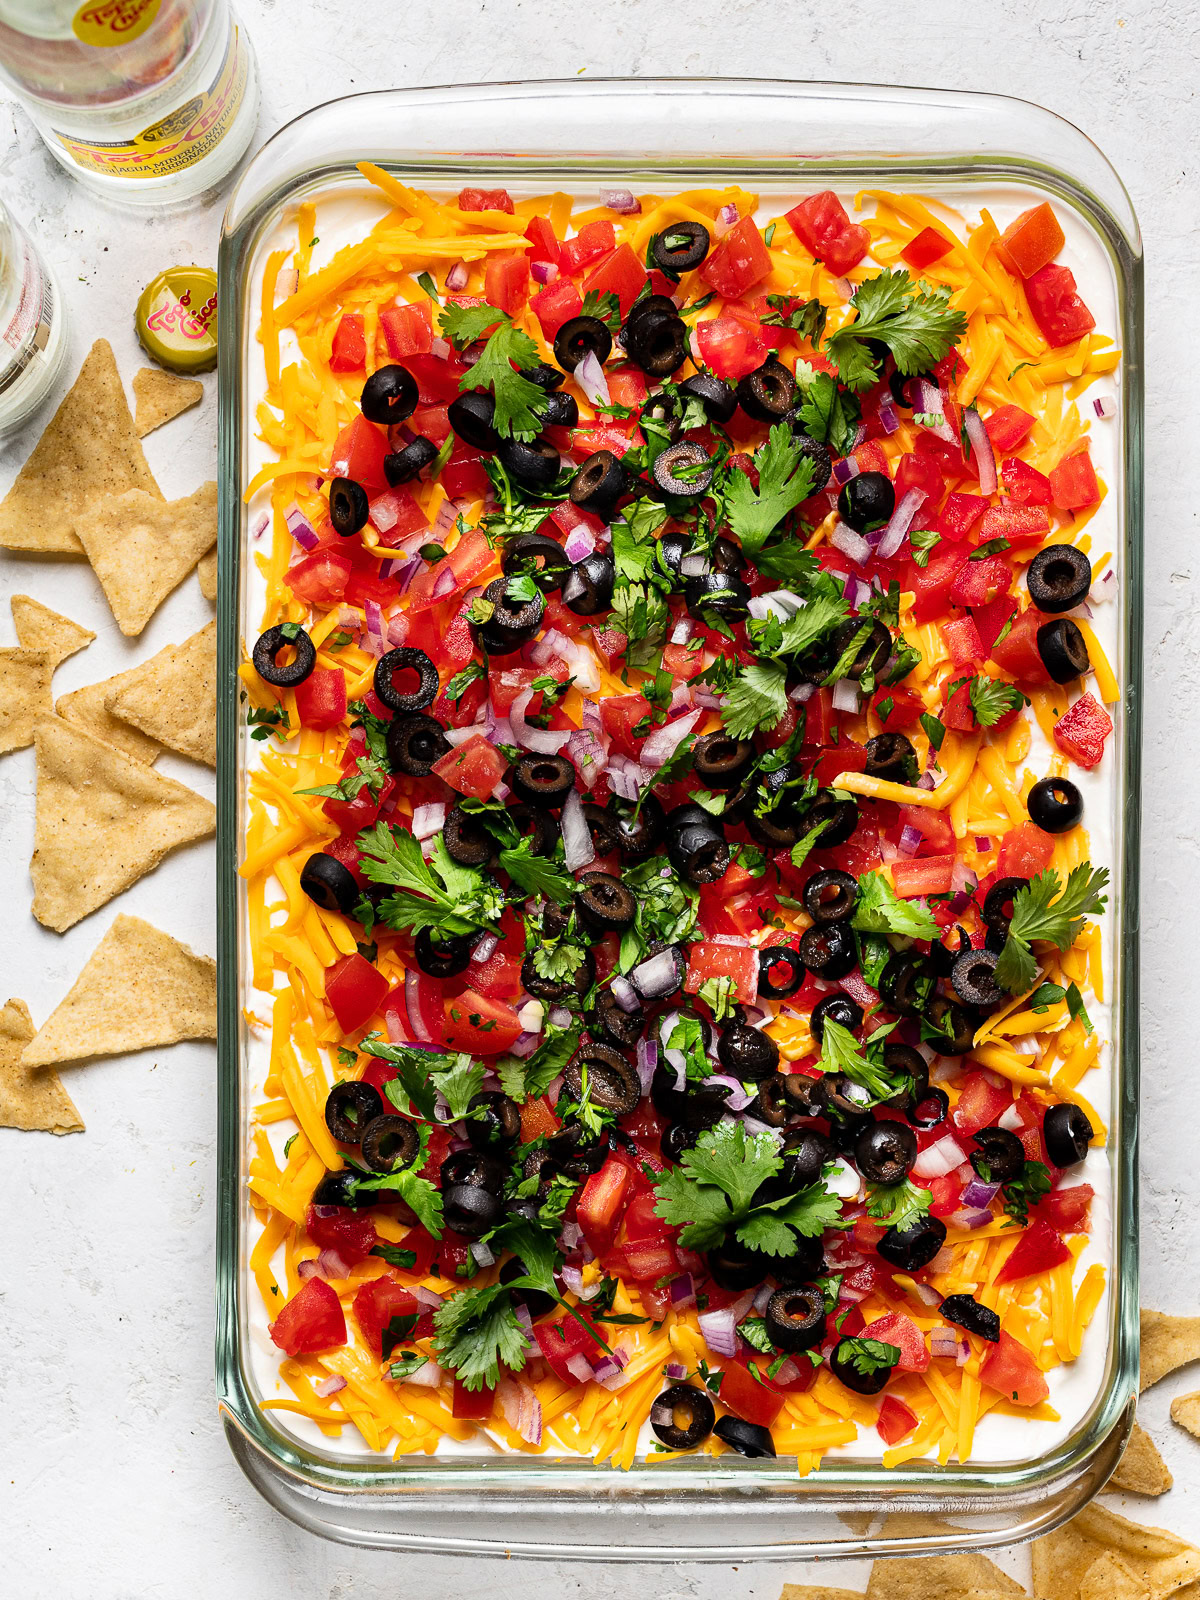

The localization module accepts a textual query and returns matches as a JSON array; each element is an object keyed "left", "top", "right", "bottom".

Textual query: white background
[{"left": 3, "top": 2, "right": 1198, "bottom": 1594}]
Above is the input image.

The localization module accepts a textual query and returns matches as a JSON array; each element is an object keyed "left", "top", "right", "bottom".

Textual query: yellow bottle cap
[{"left": 135, "top": 266, "right": 218, "bottom": 373}]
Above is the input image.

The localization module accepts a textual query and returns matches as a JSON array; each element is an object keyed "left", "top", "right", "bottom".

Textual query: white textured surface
[{"left": 3, "top": 2, "right": 1197, "bottom": 1593}]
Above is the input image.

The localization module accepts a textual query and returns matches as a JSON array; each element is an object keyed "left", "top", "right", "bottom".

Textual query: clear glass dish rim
[{"left": 214, "top": 76, "right": 1143, "bottom": 1555}]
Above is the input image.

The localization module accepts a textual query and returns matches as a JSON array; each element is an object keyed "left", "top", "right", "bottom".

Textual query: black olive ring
[
  {"left": 253, "top": 624, "right": 315, "bottom": 688},
  {"left": 374, "top": 647, "right": 439, "bottom": 714}
]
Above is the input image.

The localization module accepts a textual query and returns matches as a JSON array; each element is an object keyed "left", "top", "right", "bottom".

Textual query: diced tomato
[
  {"left": 323, "top": 764, "right": 392, "bottom": 832},
  {"left": 894, "top": 451, "right": 945, "bottom": 510},
  {"left": 583, "top": 242, "right": 648, "bottom": 317},
  {"left": 379, "top": 299, "right": 433, "bottom": 361},
  {"left": 599, "top": 693, "right": 652, "bottom": 759},
  {"left": 695, "top": 315, "right": 767, "bottom": 381},
  {"left": 330, "top": 312, "right": 366, "bottom": 373},
  {"left": 941, "top": 615, "right": 986, "bottom": 667},
  {"left": 484, "top": 252, "right": 530, "bottom": 316},
  {"left": 284, "top": 547, "right": 354, "bottom": 607},
  {"left": 561, "top": 220, "right": 616, "bottom": 275},
  {"left": 294, "top": 666, "right": 347, "bottom": 731},
  {"left": 996, "top": 1218, "right": 1072, "bottom": 1284},
  {"left": 951, "top": 555, "right": 1013, "bottom": 611},
  {"left": 431, "top": 734, "right": 505, "bottom": 800},
  {"left": 938, "top": 492, "right": 988, "bottom": 542},
  {"left": 385, "top": 1224, "right": 438, "bottom": 1280},
  {"left": 534, "top": 1311, "right": 606, "bottom": 1385},
  {"left": 577, "top": 1156, "right": 632, "bottom": 1253},
  {"left": 854, "top": 439, "right": 891, "bottom": 478},
  {"left": 920, "top": 1170, "right": 966, "bottom": 1219},
  {"left": 876, "top": 1394, "right": 920, "bottom": 1445},
  {"left": 997, "top": 821, "right": 1055, "bottom": 880},
  {"left": 984, "top": 405, "right": 1037, "bottom": 453},
  {"left": 997, "top": 202, "right": 1065, "bottom": 280},
  {"left": 1053, "top": 693, "right": 1112, "bottom": 770},
  {"left": 440, "top": 989, "right": 522, "bottom": 1055},
  {"left": 404, "top": 528, "right": 495, "bottom": 611},
  {"left": 369, "top": 484, "right": 429, "bottom": 546},
  {"left": 906, "top": 544, "right": 968, "bottom": 622},
  {"left": 979, "top": 1329, "right": 1049, "bottom": 1405},
  {"left": 269, "top": 1277, "right": 347, "bottom": 1356},
  {"left": 892, "top": 855, "right": 956, "bottom": 898},
  {"left": 977, "top": 505, "right": 1051, "bottom": 547},
  {"left": 989, "top": 608, "right": 1052, "bottom": 684},
  {"left": 606, "top": 367, "right": 648, "bottom": 409},
  {"left": 1036, "top": 1184, "right": 1094, "bottom": 1233},
  {"left": 437, "top": 1232, "right": 475, "bottom": 1281},
  {"left": 519, "top": 1095, "right": 560, "bottom": 1144},
  {"left": 523, "top": 214, "right": 561, "bottom": 265},
  {"left": 698, "top": 215, "right": 772, "bottom": 298},
  {"left": 353, "top": 1278, "right": 433, "bottom": 1353},
  {"left": 326, "top": 953, "right": 390, "bottom": 1035},
  {"left": 408, "top": 402, "right": 450, "bottom": 447},
  {"left": 859, "top": 1312, "right": 929, "bottom": 1372},
  {"left": 868, "top": 687, "right": 921, "bottom": 732},
  {"left": 613, "top": 1236, "right": 676, "bottom": 1284},
  {"left": 684, "top": 941, "right": 759, "bottom": 1006},
  {"left": 811, "top": 741, "right": 868, "bottom": 791},
  {"left": 439, "top": 441, "right": 491, "bottom": 504},
  {"left": 304, "top": 1204, "right": 377, "bottom": 1263},
  {"left": 718, "top": 1359, "right": 784, "bottom": 1429},
  {"left": 402, "top": 352, "right": 465, "bottom": 405},
  {"left": 452, "top": 1378, "right": 495, "bottom": 1420},
  {"left": 662, "top": 640, "right": 704, "bottom": 681},
  {"left": 1025, "top": 263, "right": 1095, "bottom": 348},
  {"left": 901, "top": 226, "right": 953, "bottom": 271},
  {"left": 953, "top": 1070, "right": 1013, "bottom": 1136},
  {"left": 329, "top": 414, "right": 390, "bottom": 491},
  {"left": 785, "top": 191, "right": 870, "bottom": 277},
  {"left": 974, "top": 593, "right": 1019, "bottom": 655},
  {"left": 620, "top": 1190, "right": 668, "bottom": 1245},
  {"left": 459, "top": 186, "right": 513, "bottom": 213},
  {"left": 530, "top": 278, "right": 583, "bottom": 340},
  {"left": 1001, "top": 456, "right": 1053, "bottom": 506},
  {"left": 1050, "top": 449, "right": 1101, "bottom": 510}
]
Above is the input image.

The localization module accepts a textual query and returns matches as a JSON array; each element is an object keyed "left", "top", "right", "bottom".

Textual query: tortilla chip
[
  {"left": 22, "top": 914, "right": 215, "bottom": 1067},
  {"left": 78, "top": 481, "right": 217, "bottom": 637},
  {"left": 1108, "top": 1420, "right": 1174, "bottom": 1496},
  {"left": 867, "top": 1551, "right": 1024, "bottom": 1600},
  {"left": 0, "top": 996, "right": 83, "bottom": 1133},
  {"left": 197, "top": 546, "right": 218, "bottom": 602},
  {"left": 57, "top": 672, "right": 162, "bottom": 764},
  {"left": 0, "top": 648, "right": 54, "bottom": 752},
  {"left": 1032, "top": 1503, "right": 1200, "bottom": 1600},
  {"left": 132, "top": 368, "right": 203, "bottom": 436},
  {"left": 11, "top": 594, "right": 95, "bottom": 669},
  {"left": 1170, "top": 1390, "right": 1200, "bottom": 1439},
  {"left": 1080, "top": 1553, "right": 1152, "bottom": 1600},
  {"left": 0, "top": 339, "right": 160, "bottom": 554},
  {"left": 1142, "top": 1311, "right": 1200, "bottom": 1392},
  {"left": 30, "top": 715, "right": 215, "bottom": 932},
  {"left": 104, "top": 622, "right": 215, "bottom": 767},
  {"left": 780, "top": 1589, "right": 866, "bottom": 1600}
]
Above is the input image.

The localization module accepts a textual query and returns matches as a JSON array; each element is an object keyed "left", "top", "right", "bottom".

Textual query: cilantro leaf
[
  {"left": 672, "top": 1120, "right": 783, "bottom": 1216},
  {"left": 442, "top": 660, "right": 486, "bottom": 703},
  {"left": 441, "top": 302, "right": 549, "bottom": 440},
  {"left": 366, "top": 1040, "right": 441, "bottom": 1122},
  {"left": 771, "top": 590, "right": 852, "bottom": 658},
  {"left": 357, "top": 824, "right": 504, "bottom": 937},
  {"left": 428, "top": 1054, "right": 485, "bottom": 1122},
  {"left": 610, "top": 500, "right": 668, "bottom": 583},
  {"left": 919, "top": 711, "right": 946, "bottom": 752},
  {"left": 824, "top": 269, "right": 967, "bottom": 394},
  {"left": 720, "top": 660, "right": 789, "bottom": 740},
  {"left": 795, "top": 369, "right": 861, "bottom": 457},
  {"left": 432, "top": 1283, "right": 530, "bottom": 1390},
  {"left": 837, "top": 1336, "right": 902, "bottom": 1378},
  {"left": 866, "top": 1177, "right": 933, "bottom": 1230},
  {"left": 651, "top": 1169, "right": 733, "bottom": 1251},
  {"left": 697, "top": 974, "right": 736, "bottom": 1022},
  {"left": 579, "top": 288, "right": 621, "bottom": 331},
  {"left": 498, "top": 836, "right": 577, "bottom": 904},
  {"left": 967, "top": 675, "right": 1025, "bottom": 728},
  {"left": 354, "top": 1135, "right": 444, "bottom": 1235},
  {"left": 789, "top": 821, "right": 828, "bottom": 874},
  {"left": 736, "top": 1184, "right": 845, "bottom": 1255},
  {"left": 371, "top": 1243, "right": 418, "bottom": 1270},
  {"left": 387, "top": 1351, "right": 429, "bottom": 1382},
  {"left": 763, "top": 295, "right": 827, "bottom": 342},
  {"left": 1001, "top": 1159, "right": 1052, "bottom": 1226},
  {"left": 852, "top": 869, "right": 940, "bottom": 940},
  {"left": 737, "top": 1316, "right": 776, "bottom": 1354},
  {"left": 722, "top": 424, "right": 817, "bottom": 559},
  {"left": 819, "top": 1017, "right": 900, "bottom": 1105},
  {"left": 994, "top": 863, "right": 1109, "bottom": 993}
]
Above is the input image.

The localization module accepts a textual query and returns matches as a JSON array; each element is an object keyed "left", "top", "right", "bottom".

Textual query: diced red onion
[
  {"left": 975, "top": 835, "right": 992, "bottom": 851},
  {"left": 911, "top": 1280, "right": 943, "bottom": 1308},
  {"left": 911, "top": 379, "right": 957, "bottom": 443},
  {"left": 912, "top": 1132, "right": 967, "bottom": 1180},
  {"left": 318, "top": 1248, "right": 350, "bottom": 1280},
  {"left": 956, "top": 1335, "right": 972, "bottom": 1367},
  {"left": 601, "top": 187, "right": 640, "bottom": 215},
  {"left": 403, "top": 1357, "right": 443, "bottom": 1389},
  {"left": 563, "top": 523, "right": 596, "bottom": 562},
  {"left": 707, "top": 1073, "right": 753, "bottom": 1112},
  {"left": 443, "top": 722, "right": 485, "bottom": 748},
  {"left": 409, "top": 1285, "right": 445, "bottom": 1313},
  {"left": 680, "top": 552, "right": 710, "bottom": 578},
  {"left": 831, "top": 678, "right": 859, "bottom": 715},
  {"left": 296, "top": 1257, "right": 321, "bottom": 1281},
  {"left": 286, "top": 506, "right": 319, "bottom": 551},
  {"left": 640, "top": 706, "right": 702, "bottom": 770},
  {"left": 276, "top": 266, "right": 299, "bottom": 300},
  {"left": 611, "top": 975, "right": 641, "bottom": 1014},
  {"left": 669, "top": 1273, "right": 696, "bottom": 1310},
  {"left": 832, "top": 276, "right": 854, "bottom": 301},
  {"left": 575, "top": 350, "right": 610, "bottom": 407},
  {"left": 832, "top": 454, "right": 860, "bottom": 486},
  {"left": 917, "top": 770, "right": 938, "bottom": 791},
  {"left": 592, "top": 1349, "right": 630, "bottom": 1390},
  {"left": 250, "top": 511, "right": 270, "bottom": 541},
  {"left": 715, "top": 201, "right": 739, "bottom": 232},
  {"left": 384, "top": 613, "right": 410, "bottom": 647},
  {"left": 508, "top": 1031, "right": 540, "bottom": 1059},
  {"left": 429, "top": 336, "right": 450, "bottom": 361},
  {"left": 1091, "top": 568, "right": 1117, "bottom": 604},
  {"left": 950, "top": 858, "right": 978, "bottom": 896},
  {"left": 470, "top": 931, "right": 499, "bottom": 965},
  {"left": 564, "top": 727, "right": 608, "bottom": 788},
  {"left": 470, "top": 1240, "right": 496, "bottom": 1269},
  {"left": 635, "top": 1035, "right": 658, "bottom": 1093},
  {"left": 633, "top": 948, "right": 683, "bottom": 1001},
  {"left": 668, "top": 683, "right": 694, "bottom": 718},
  {"left": 530, "top": 260, "right": 559, "bottom": 285},
  {"left": 831, "top": 522, "right": 871, "bottom": 567},
  {"left": 404, "top": 968, "right": 432, "bottom": 1042},
  {"left": 663, "top": 1362, "right": 688, "bottom": 1382},
  {"left": 877, "top": 394, "right": 901, "bottom": 434},
  {"left": 697, "top": 1306, "right": 739, "bottom": 1357},
  {"left": 548, "top": 1005, "right": 572, "bottom": 1029},
  {"left": 315, "top": 1374, "right": 347, "bottom": 1398},
  {"left": 875, "top": 487, "right": 927, "bottom": 560},
  {"left": 497, "top": 1378, "right": 543, "bottom": 1445},
  {"left": 441, "top": 259, "right": 470, "bottom": 291},
  {"left": 962, "top": 408, "right": 997, "bottom": 495},
  {"left": 948, "top": 1206, "right": 996, "bottom": 1232},
  {"left": 929, "top": 1326, "right": 959, "bottom": 1359},
  {"left": 565, "top": 1351, "right": 596, "bottom": 1383},
  {"left": 670, "top": 616, "right": 695, "bottom": 645},
  {"left": 961, "top": 1178, "right": 1001, "bottom": 1210},
  {"left": 430, "top": 564, "right": 458, "bottom": 601},
  {"left": 789, "top": 680, "right": 816, "bottom": 703},
  {"left": 752, "top": 1282, "right": 773, "bottom": 1314},
  {"left": 411, "top": 801, "right": 446, "bottom": 840},
  {"left": 1093, "top": 394, "right": 1117, "bottom": 420},
  {"left": 692, "top": 687, "right": 722, "bottom": 709},
  {"left": 560, "top": 787, "right": 596, "bottom": 872},
  {"left": 511, "top": 687, "right": 573, "bottom": 755}
]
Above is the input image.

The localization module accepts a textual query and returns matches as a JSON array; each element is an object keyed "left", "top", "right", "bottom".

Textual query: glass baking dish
[{"left": 214, "top": 77, "right": 1143, "bottom": 1558}]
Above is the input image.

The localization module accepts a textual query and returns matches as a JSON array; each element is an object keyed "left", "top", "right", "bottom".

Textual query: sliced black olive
[
  {"left": 549, "top": 1120, "right": 611, "bottom": 1179},
  {"left": 940, "top": 1293, "right": 1001, "bottom": 1344},
  {"left": 667, "top": 802, "right": 725, "bottom": 837},
  {"left": 814, "top": 1073, "right": 874, "bottom": 1126},
  {"left": 831, "top": 1337, "right": 893, "bottom": 1395},
  {"left": 780, "top": 1128, "right": 833, "bottom": 1190},
  {"left": 611, "top": 792, "right": 665, "bottom": 860},
  {"left": 717, "top": 1018, "right": 778, "bottom": 1081},
  {"left": 441, "top": 1147, "right": 506, "bottom": 1193},
  {"left": 877, "top": 1212, "right": 947, "bottom": 1271},
  {"left": 562, "top": 550, "right": 616, "bottom": 616},
  {"left": 640, "top": 389, "right": 683, "bottom": 443},
  {"left": 497, "top": 436, "right": 560, "bottom": 492},
  {"left": 662, "top": 1122, "right": 699, "bottom": 1162},
  {"left": 805, "top": 794, "right": 859, "bottom": 848},
  {"left": 667, "top": 821, "right": 729, "bottom": 884},
  {"left": 747, "top": 1075, "right": 790, "bottom": 1129},
  {"left": 653, "top": 439, "right": 714, "bottom": 498},
  {"left": 1044, "top": 1101, "right": 1094, "bottom": 1166},
  {"left": 324, "top": 1080, "right": 384, "bottom": 1144},
  {"left": 465, "top": 1091, "right": 521, "bottom": 1151},
  {"left": 542, "top": 389, "right": 579, "bottom": 428},
  {"left": 520, "top": 945, "right": 594, "bottom": 1002},
  {"left": 1028, "top": 775, "right": 1083, "bottom": 833},
  {"left": 951, "top": 946, "right": 1005, "bottom": 1010},
  {"left": 982, "top": 877, "right": 1028, "bottom": 938},
  {"left": 705, "top": 1237, "right": 769, "bottom": 1290},
  {"left": 650, "top": 1384, "right": 715, "bottom": 1451},
  {"left": 581, "top": 801, "right": 622, "bottom": 856},
  {"left": 502, "top": 531, "right": 571, "bottom": 592},
  {"left": 570, "top": 449, "right": 627, "bottom": 517},
  {"left": 447, "top": 390, "right": 500, "bottom": 451},
  {"left": 626, "top": 313, "right": 689, "bottom": 377},
  {"left": 311, "top": 1170, "right": 366, "bottom": 1210},
  {"left": 385, "top": 713, "right": 450, "bottom": 776},
  {"left": 678, "top": 370, "right": 737, "bottom": 424},
  {"left": 472, "top": 575, "right": 545, "bottom": 650},
  {"left": 1027, "top": 544, "right": 1092, "bottom": 614},
  {"left": 652, "top": 1066, "right": 729, "bottom": 1130},
  {"left": 359, "top": 1114, "right": 420, "bottom": 1174},
  {"left": 328, "top": 476, "right": 369, "bottom": 537},
  {"left": 810, "top": 992, "right": 863, "bottom": 1042},
  {"left": 803, "top": 869, "right": 859, "bottom": 925},
  {"left": 509, "top": 753, "right": 576, "bottom": 808},
  {"left": 831, "top": 616, "right": 892, "bottom": 682},
  {"left": 1037, "top": 618, "right": 1090, "bottom": 684},
  {"left": 737, "top": 358, "right": 797, "bottom": 424},
  {"left": 765, "top": 1286, "right": 827, "bottom": 1353},
  {"left": 855, "top": 1120, "right": 918, "bottom": 1185},
  {"left": 799, "top": 920, "right": 857, "bottom": 981},
  {"left": 443, "top": 804, "right": 493, "bottom": 867},
  {"left": 684, "top": 569, "right": 751, "bottom": 624},
  {"left": 791, "top": 431, "right": 833, "bottom": 495},
  {"left": 623, "top": 294, "right": 679, "bottom": 340},
  {"left": 589, "top": 986, "right": 644, "bottom": 1049},
  {"left": 880, "top": 951, "right": 937, "bottom": 1016},
  {"left": 865, "top": 732, "right": 917, "bottom": 785},
  {"left": 907, "top": 1088, "right": 951, "bottom": 1130},
  {"left": 971, "top": 1126, "right": 1024, "bottom": 1184},
  {"left": 498, "top": 1255, "right": 556, "bottom": 1319},
  {"left": 563, "top": 1043, "right": 641, "bottom": 1116},
  {"left": 837, "top": 470, "right": 895, "bottom": 533},
  {"left": 524, "top": 361, "right": 565, "bottom": 392},
  {"left": 576, "top": 871, "right": 637, "bottom": 933},
  {"left": 374, "top": 646, "right": 439, "bottom": 714},
  {"left": 384, "top": 436, "right": 438, "bottom": 485},
  {"left": 713, "top": 1414, "right": 776, "bottom": 1458},
  {"left": 442, "top": 1183, "right": 502, "bottom": 1237},
  {"left": 744, "top": 801, "right": 801, "bottom": 850},
  {"left": 650, "top": 220, "right": 710, "bottom": 274},
  {"left": 414, "top": 925, "right": 473, "bottom": 978},
  {"left": 301, "top": 852, "right": 360, "bottom": 915},
  {"left": 253, "top": 624, "right": 315, "bottom": 688},
  {"left": 361, "top": 364, "right": 418, "bottom": 425},
  {"left": 882, "top": 1045, "right": 929, "bottom": 1111},
  {"left": 691, "top": 732, "right": 754, "bottom": 790},
  {"left": 554, "top": 315, "right": 612, "bottom": 370},
  {"left": 758, "top": 945, "right": 806, "bottom": 1000}
]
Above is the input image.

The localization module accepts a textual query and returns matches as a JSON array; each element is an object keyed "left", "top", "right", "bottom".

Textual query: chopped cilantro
[
  {"left": 993, "top": 862, "right": 1109, "bottom": 993},
  {"left": 824, "top": 269, "right": 967, "bottom": 393}
]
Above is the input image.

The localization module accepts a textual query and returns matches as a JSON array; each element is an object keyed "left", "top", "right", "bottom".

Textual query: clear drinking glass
[{"left": 0, "top": 200, "right": 67, "bottom": 434}]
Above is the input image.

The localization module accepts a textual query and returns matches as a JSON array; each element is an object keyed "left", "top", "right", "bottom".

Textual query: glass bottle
[
  {"left": 0, "top": 0, "right": 259, "bottom": 206},
  {"left": 0, "top": 201, "right": 67, "bottom": 435}
]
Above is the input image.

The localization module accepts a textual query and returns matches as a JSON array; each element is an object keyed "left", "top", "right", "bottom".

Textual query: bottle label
[
  {"left": 53, "top": 25, "right": 246, "bottom": 179},
  {"left": 72, "top": 1, "right": 163, "bottom": 48},
  {"left": 0, "top": 240, "right": 54, "bottom": 398}
]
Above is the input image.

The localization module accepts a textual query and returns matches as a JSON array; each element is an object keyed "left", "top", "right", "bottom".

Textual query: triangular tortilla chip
[
  {"left": 781, "top": 1589, "right": 866, "bottom": 1600},
  {"left": 57, "top": 672, "right": 162, "bottom": 764},
  {"left": 0, "top": 339, "right": 160, "bottom": 554},
  {"left": 1108, "top": 1419, "right": 1174, "bottom": 1496},
  {"left": 1170, "top": 1390, "right": 1200, "bottom": 1439},
  {"left": 78, "top": 481, "right": 217, "bottom": 637},
  {"left": 11, "top": 594, "right": 95, "bottom": 670},
  {"left": 1142, "top": 1311, "right": 1200, "bottom": 1392},
  {"left": 0, "top": 996, "right": 83, "bottom": 1132},
  {"left": 0, "top": 648, "right": 54, "bottom": 752},
  {"left": 197, "top": 546, "right": 218, "bottom": 602},
  {"left": 1032, "top": 1503, "right": 1200, "bottom": 1600},
  {"left": 132, "top": 368, "right": 203, "bottom": 436},
  {"left": 21, "top": 914, "right": 215, "bottom": 1066},
  {"left": 867, "top": 1551, "right": 1025, "bottom": 1600},
  {"left": 1081, "top": 1553, "right": 1152, "bottom": 1600},
  {"left": 105, "top": 621, "right": 215, "bottom": 767},
  {"left": 30, "top": 715, "right": 215, "bottom": 932}
]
